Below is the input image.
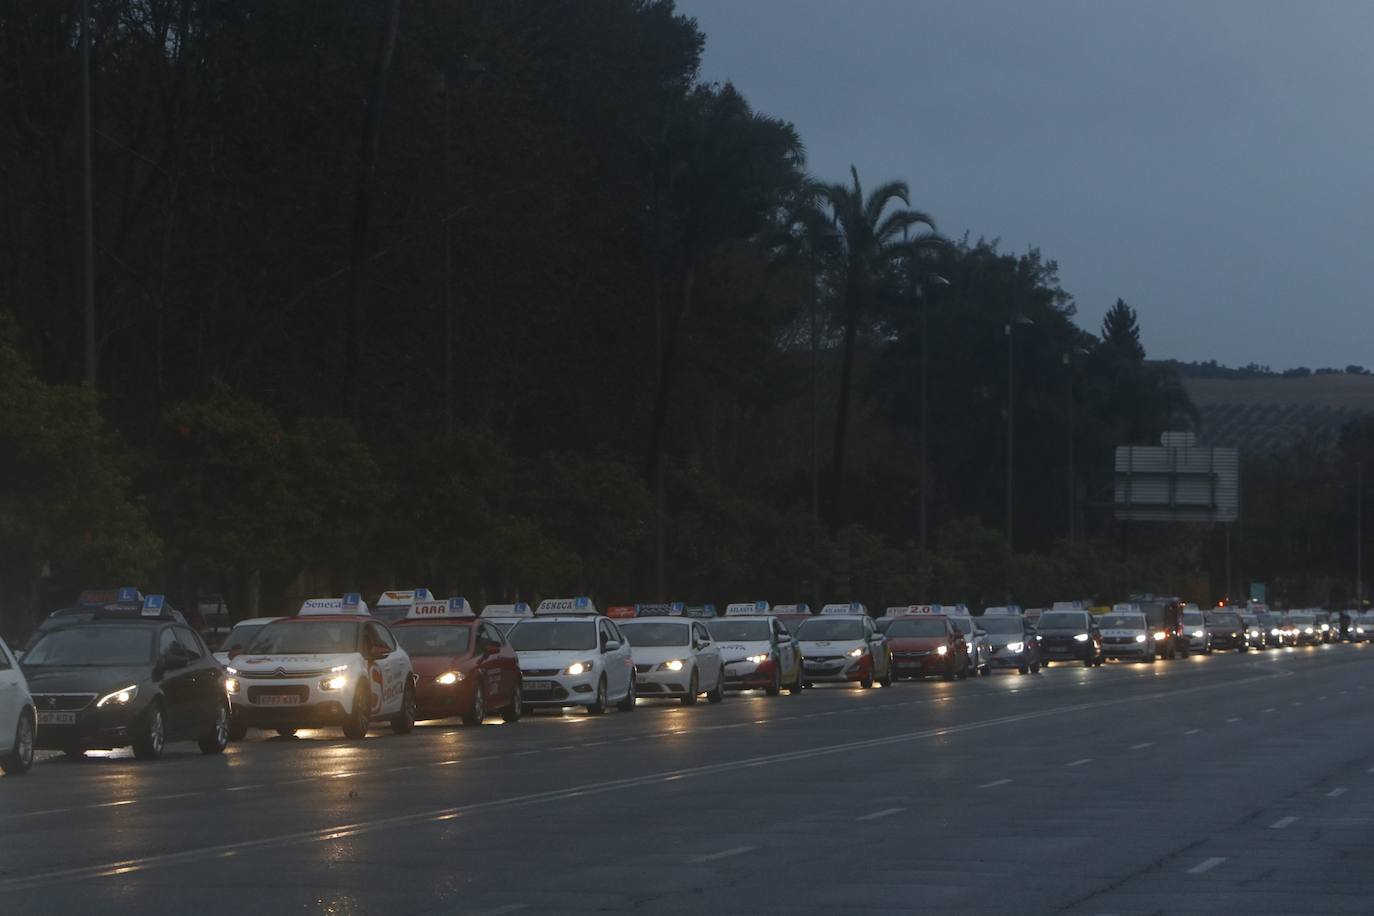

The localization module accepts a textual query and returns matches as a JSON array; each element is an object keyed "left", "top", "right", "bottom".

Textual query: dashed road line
[
  {"left": 1327, "top": 787, "right": 1347, "bottom": 798},
  {"left": 1187, "top": 857, "right": 1227, "bottom": 875},
  {"left": 978, "top": 778, "right": 1012, "bottom": 789},
  {"left": 1067, "top": 758, "right": 1092, "bottom": 767},
  {"left": 1130, "top": 742, "right": 1153, "bottom": 750},
  {"left": 1270, "top": 816, "right": 1298, "bottom": 829},
  {"left": 690, "top": 846, "right": 755, "bottom": 863},
  {"left": 1225, "top": 717, "right": 1241, "bottom": 723},
  {"left": 1184, "top": 728, "right": 1201, "bottom": 735},
  {"left": 856, "top": 807, "right": 905, "bottom": 821}
]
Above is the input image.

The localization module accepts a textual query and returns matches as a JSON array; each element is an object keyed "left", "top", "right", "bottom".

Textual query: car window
[
  {"left": 0, "top": 640, "right": 10, "bottom": 670},
  {"left": 481, "top": 623, "right": 503, "bottom": 645},
  {"left": 368, "top": 623, "right": 397, "bottom": 652},
  {"left": 598, "top": 621, "right": 613, "bottom": 649},
  {"left": 694, "top": 623, "right": 711, "bottom": 644},
  {"left": 159, "top": 628, "right": 177, "bottom": 656},
  {"left": 172, "top": 625, "right": 205, "bottom": 658}
]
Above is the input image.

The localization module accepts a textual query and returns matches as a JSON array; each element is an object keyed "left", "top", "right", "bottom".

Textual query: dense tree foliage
[{"left": 9, "top": 0, "right": 1312, "bottom": 635}]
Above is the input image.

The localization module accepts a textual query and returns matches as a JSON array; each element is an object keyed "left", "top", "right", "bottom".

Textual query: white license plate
[
  {"left": 523, "top": 680, "right": 555, "bottom": 691},
  {"left": 255, "top": 694, "right": 302, "bottom": 706},
  {"left": 37, "top": 711, "right": 76, "bottom": 725}
]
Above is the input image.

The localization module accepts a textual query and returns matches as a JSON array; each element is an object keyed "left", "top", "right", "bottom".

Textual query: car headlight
[
  {"left": 1192, "top": 630, "right": 1204, "bottom": 638},
  {"left": 1073, "top": 633, "right": 1090, "bottom": 643},
  {"left": 1135, "top": 634, "right": 1148, "bottom": 643},
  {"left": 658, "top": 659, "right": 687, "bottom": 672},
  {"left": 1005, "top": 642, "right": 1024, "bottom": 653},
  {"left": 564, "top": 661, "right": 594, "bottom": 676},
  {"left": 225, "top": 666, "right": 239, "bottom": 675},
  {"left": 224, "top": 677, "right": 240, "bottom": 694},
  {"left": 1357, "top": 627, "right": 1365, "bottom": 635},
  {"left": 96, "top": 685, "right": 139, "bottom": 707},
  {"left": 847, "top": 646, "right": 866, "bottom": 658},
  {"left": 936, "top": 645, "right": 948, "bottom": 656},
  {"left": 1230, "top": 632, "right": 1238, "bottom": 638},
  {"left": 435, "top": 671, "right": 463, "bottom": 686},
  {"left": 319, "top": 675, "right": 348, "bottom": 691},
  {"left": 745, "top": 654, "right": 769, "bottom": 665},
  {"left": 1270, "top": 628, "right": 1280, "bottom": 635},
  {"left": 1152, "top": 631, "right": 1167, "bottom": 641},
  {"left": 1304, "top": 627, "right": 1314, "bottom": 634}
]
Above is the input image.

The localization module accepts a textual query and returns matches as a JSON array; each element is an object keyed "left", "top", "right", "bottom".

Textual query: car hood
[
  {"left": 514, "top": 649, "right": 593, "bottom": 666},
  {"left": 628, "top": 646, "right": 694, "bottom": 666},
  {"left": 887, "top": 636, "right": 946, "bottom": 651},
  {"left": 1101, "top": 629, "right": 1145, "bottom": 638},
  {"left": 22, "top": 665, "right": 147, "bottom": 695},
  {"left": 986, "top": 635, "right": 1027, "bottom": 649},
  {"left": 409, "top": 655, "right": 477, "bottom": 677},
  {"left": 230, "top": 653, "right": 359, "bottom": 673},
  {"left": 799, "top": 639, "right": 864, "bottom": 654},
  {"left": 714, "top": 641, "right": 769, "bottom": 662}
]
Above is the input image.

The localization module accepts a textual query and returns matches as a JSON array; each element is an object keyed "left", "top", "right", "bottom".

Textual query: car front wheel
[
  {"left": 0, "top": 710, "right": 35, "bottom": 775},
  {"left": 198, "top": 699, "right": 230, "bottom": 754},
  {"left": 132, "top": 703, "right": 166, "bottom": 761}
]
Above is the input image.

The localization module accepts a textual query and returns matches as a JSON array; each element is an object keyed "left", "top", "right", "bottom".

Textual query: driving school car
[
  {"left": 371, "top": 587, "right": 435, "bottom": 625},
  {"left": 506, "top": 597, "right": 636, "bottom": 714},
  {"left": 705, "top": 602, "right": 803, "bottom": 695},
  {"left": 226, "top": 594, "right": 417, "bottom": 739},
  {"left": 797, "top": 603, "right": 892, "bottom": 688},
  {"left": 390, "top": 597, "right": 523, "bottom": 725}
]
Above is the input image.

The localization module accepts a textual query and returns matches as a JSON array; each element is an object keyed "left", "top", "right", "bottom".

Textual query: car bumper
[
  {"left": 230, "top": 701, "right": 353, "bottom": 728},
  {"left": 33, "top": 710, "right": 144, "bottom": 751},
  {"left": 802, "top": 657, "right": 867, "bottom": 683},
  {"left": 1039, "top": 641, "right": 1093, "bottom": 660},
  {"left": 1102, "top": 642, "right": 1151, "bottom": 658},
  {"left": 634, "top": 668, "right": 694, "bottom": 697},
  {"left": 519, "top": 673, "right": 599, "bottom": 707},
  {"left": 414, "top": 678, "right": 477, "bottom": 719}
]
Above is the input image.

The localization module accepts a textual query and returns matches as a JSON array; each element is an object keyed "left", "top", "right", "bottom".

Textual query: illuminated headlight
[
  {"left": 1320, "top": 624, "right": 1330, "bottom": 632},
  {"left": 1153, "top": 631, "right": 1167, "bottom": 641},
  {"left": 435, "top": 671, "right": 463, "bottom": 686},
  {"left": 224, "top": 677, "right": 240, "bottom": 694},
  {"left": 1073, "top": 633, "right": 1090, "bottom": 643},
  {"left": 745, "top": 654, "right": 769, "bottom": 665},
  {"left": 319, "top": 675, "right": 348, "bottom": 691},
  {"left": 1304, "top": 627, "right": 1314, "bottom": 635},
  {"left": 847, "top": 646, "right": 866, "bottom": 658},
  {"left": 657, "top": 659, "right": 687, "bottom": 672},
  {"left": 226, "top": 666, "right": 239, "bottom": 675},
  {"left": 1230, "top": 632, "right": 1238, "bottom": 638},
  {"left": 1357, "top": 627, "right": 1365, "bottom": 635},
  {"left": 936, "top": 645, "right": 948, "bottom": 656},
  {"left": 1192, "top": 630, "right": 1204, "bottom": 639},
  {"left": 96, "top": 685, "right": 139, "bottom": 707},
  {"left": 1270, "top": 628, "right": 1280, "bottom": 635},
  {"left": 1005, "top": 642, "right": 1024, "bottom": 653},
  {"left": 564, "top": 661, "right": 594, "bottom": 677},
  {"left": 1135, "top": 634, "right": 1148, "bottom": 643},
  {"left": 330, "top": 664, "right": 348, "bottom": 673}
]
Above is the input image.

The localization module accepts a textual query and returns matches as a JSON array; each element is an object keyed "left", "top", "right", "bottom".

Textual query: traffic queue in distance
[{"left": 2, "top": 588, "right": 1372, "bottom": 773}]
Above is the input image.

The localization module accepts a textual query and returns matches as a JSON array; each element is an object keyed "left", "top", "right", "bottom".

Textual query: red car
[
  {"left": 884, "top": 614, "right": 968, "bottom": 681},
  {"left": 389, "top": 599, "right": 523, "bottom": 725}
]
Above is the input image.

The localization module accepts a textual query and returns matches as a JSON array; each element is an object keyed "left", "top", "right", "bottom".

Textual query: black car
[
  {"left": 21, "top": 600, "right": 230, "bottom": 760},
  {"left": 1035, "top": 610, "right": 1103, "bottom": 667},
  {"left": 1204, "top": 610, "right": 1247, "bottom": 651}
]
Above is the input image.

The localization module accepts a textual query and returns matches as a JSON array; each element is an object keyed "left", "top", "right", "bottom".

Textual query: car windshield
[
  {"left": 796, "top": 618, "right": 865, "bottom": 640},
  {"left": 507, "top": 621, "right": 597, "bottom": 651},
  {"left": 706, "top": 620, "right": 771, "bottom": 641},
  {"left": 1182, "top": 611, "right": 1205, "bottom": 625},
  {"left": 978, "top": 617, "right": 1024, "bottom": 634},
  {"left": 1100, "top": 614, "right": 1145, "bottom": 628},
  {"left": 223, "top": 622, "right": 269, "bottom": 652},
  {"left": 246, "top": 620, "right": 361, "bottom": 655},
  {"left": 617, "top": 622, "right": 691, "bottom": 647},
  {"left": 23, "top": 625, "right": 153, "bottom": 666},
  {"left": 949, "top": 617, "right": 974, "bottom": 635},
  {"left": 1037, "top": 612, "right": 1087, "bottom": 629},
  {"left": 885, "top": 619, "right": 948, "bottom": 637},
  {"left": 1207, "top": 612, "right": 1240, "bottom": 627},
  {"left": 392, "top": 625, "right": 472, "bottom": 657}
]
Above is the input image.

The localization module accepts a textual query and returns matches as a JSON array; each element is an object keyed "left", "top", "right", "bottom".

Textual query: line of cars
[{"left": 1, "top": 588, "right": 1370, "bottom": 774}]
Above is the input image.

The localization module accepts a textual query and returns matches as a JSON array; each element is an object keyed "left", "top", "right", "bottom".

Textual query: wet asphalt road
[{"left": 3, "top": 642, "right": 1373, "bottom": 915}]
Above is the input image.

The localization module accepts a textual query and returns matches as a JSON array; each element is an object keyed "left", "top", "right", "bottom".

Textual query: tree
[
  {"left": 1101, "top": 298, "right": 1145, "bottom": 362},
  {"left": 820, "top": 166, "right": 935, "bottom": 529}
]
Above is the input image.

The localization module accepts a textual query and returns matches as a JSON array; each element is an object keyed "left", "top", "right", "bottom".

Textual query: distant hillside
[{"left": 1181, "top": 373, "right": 1374, "bottom": 454}]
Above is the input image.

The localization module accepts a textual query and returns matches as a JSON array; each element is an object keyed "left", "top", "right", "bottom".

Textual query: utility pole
[{"left": 81, "top": 0, "right": 96, "bottom": 387}]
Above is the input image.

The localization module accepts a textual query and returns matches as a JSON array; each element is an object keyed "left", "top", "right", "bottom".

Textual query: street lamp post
[{"left": 1005, "top": 316, "right": 1033, "bottom": 553}]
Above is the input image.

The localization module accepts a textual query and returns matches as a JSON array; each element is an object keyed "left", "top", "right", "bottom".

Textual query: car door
[
  {"left": 0, "top": 639, "right": 18, "bottom": 746},
  {"left": 774, "top": 621, "right": 799, "bottom": 681},
  {"left": 864, "top": 617, "right": 888, "bottom": 677},
  {"left": 172, "top": 625, "right": 219, "bottom": 735},
  {"left": 157, "top": 626, "right": 198, "bottom": 736},
  {"left": 601, "top": 620, "right": 630, "bottom": 697},
  {"left": 693, "top": 622, "right": 721, "bottom": 688},
  {"left": 477, "top": 624, "right": 508, "bottom": 707},
  {"left": 368, "top": 623, "right": 406, "bottom": 714}
]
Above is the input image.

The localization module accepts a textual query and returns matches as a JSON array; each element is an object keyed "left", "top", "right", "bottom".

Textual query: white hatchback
[
  {"left": 0, "top": 637, "right": 36, "bottom": 774},
  {"left": 617, "top": 617, "right": 725, "bottom": 705},
  {"left": 507, "top": 600, "right": 636, "bottom": 714}
]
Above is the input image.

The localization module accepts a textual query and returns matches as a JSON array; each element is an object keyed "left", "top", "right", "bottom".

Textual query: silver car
[
  {"left": 1098, "top": 611, "right": 1156, "bottom": 662},
  {"left": 1180, "top": 606, "right": 1208, "bottom": 655},
  {"left": 948, "top": 615, "right": 992, "bottom": 676}
]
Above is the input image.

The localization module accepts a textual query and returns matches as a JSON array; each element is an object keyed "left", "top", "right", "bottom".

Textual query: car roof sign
[
  {"left": 908, "top": 604, "right": 943, "bottom": 615},
  {"left": 884, "top": 605, "right": 919, "bottom": 617},
  {"left": 684, "top": 604, "right": 717, "bottom": 618},
  {"left": 375, "top": 588, "right": 432, "bottom": 609},
  {"left": 820, "top": 602, "right": 867, "bottom": 616},
  {"left": 77, "top": 586, "right": 145, "bottom": 610},
  {"left": 535, "top": 596, "right": 598, "bottom": 616},
  {"left": 635, "top": 602, "right": 686, "bottom": 617},
  {"left": 481, "top": 602, "right": 532, "bottom": 618},
  {"left": 299, "top": 595, "right": 371, "bottom": 616},
  {"left": 725, "top": 601, "right": 771, "bottom": 616},
  {"left": 141, "top": 594, "right": 166, "bottom": 617},
  {"left": 773, "top": 603, "right": 811, "bottom": 615},
  {"left": 406, "top": 597, "right": 474, "bottom": 619}
]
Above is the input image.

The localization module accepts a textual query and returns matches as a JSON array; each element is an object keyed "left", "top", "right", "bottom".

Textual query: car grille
[
  {"left": 634, "top": 664, "right": 654, "bottom": 674},
  {"left": 807, "top": 655, "right": 844, "bottom": 662},
  {"left": 522, "top": 668, "right": 561, "bottom": 677},
  {"left": 893, "top": 651, "right": 930, "bottom": 659},
  {"left": 240, "top": 668, "right": 331, "bottom": 680},
  {"left": 32, "top": 693, "right": 96, "bottom": 711},
  {"left": 1104, "top": 636, "right": 1136, "bottom": 645},
  {"left": 246, "top": 686, "right": 310, "bottom": 703}
]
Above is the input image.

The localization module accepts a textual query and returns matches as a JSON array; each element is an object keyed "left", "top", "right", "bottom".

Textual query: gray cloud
[{"left": 676, "top": 0, "right": 1374, "bottom": 368}]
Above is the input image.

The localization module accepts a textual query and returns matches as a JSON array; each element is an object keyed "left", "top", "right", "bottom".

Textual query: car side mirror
[
  {"left": 370, "top": 646, "right": 390, "bottom": 660},
  {"left": 482, "top": 642, "right": 500, "bottom": 656},
  {"left": 164, "top": 648, "right": 191, "bottom": 670},
  {"left": 603, "top": 639, "right": 622, "bottom": 653}
]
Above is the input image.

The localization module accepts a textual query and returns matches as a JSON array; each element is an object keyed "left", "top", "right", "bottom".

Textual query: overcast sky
[{"left": 675, "top": 0, "right": 1374, "bottom": 369}]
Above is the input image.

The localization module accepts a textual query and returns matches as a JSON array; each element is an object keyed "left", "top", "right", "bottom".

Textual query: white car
[
  {"left": 946, "top": 614, "right": 992, "bottom": 676},
  {"left": 226, "top": 594, "right": 417, "bottom": 740},
  {"left": 1098, "top": 610, "right": 1156, "bottom": 662},
  {"left": 480, "top": 602, "right": 533, "bottom": 636},
  {"left": 797, "top": 604, "right": 892, "bottom": 688},
  {"left": 506, "top": 598, "right": 635, "bottom": 714},
  {"left": 213, "top": 616, "right": 283, "bottom": 666},
  {"left": 707, "top": 609, "right": 803, "bottom": 695},
  {"left": 617, "top": 617, "right": 724, "bottom": 705},
  {"left": 0, "top": 637, "right": 35, "bottom": 774},
  {"left": 1180, "top": 605, "right": 1208, "bottom": 654}
]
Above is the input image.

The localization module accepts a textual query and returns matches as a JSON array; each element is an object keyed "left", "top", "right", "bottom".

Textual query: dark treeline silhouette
[{"left": 3, "top": 1, "right": 1358, "bottom": 631}]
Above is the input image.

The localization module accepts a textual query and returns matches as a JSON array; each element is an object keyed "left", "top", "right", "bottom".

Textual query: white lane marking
[
  {"left": 1130, "top": 742, "right": 1154, "bottom": 750},
  {"left": 0, "top": 667, "right": 1293, "bottom": 892},
  {"left": 1328, "top": 787, "right": 1347, "bottom": 797},
  {"left": 93, "top": 800, "right": 136, "bottom": 809},
  {"left": 856, "top": 807, "right": 905, "bottom": 821},
  {"left": 1263, "top": 707, "right": 1276, "bottom": 713},
  {"left": 1225, "top": 717, "right": 1241, "bottom": 723},
  {"left": 11, "top": 808, "right": 71, "bottom": 819},
  {"left": 156, "top": 792, "right": 201, "bottom": 801},
  {"left": 1188, "top": 857, "right": 1227, "bottom": 875},
  {"left": 225, "top": 785, "right": 262, "bottom": 792},
  {"left": 978, "top": 778, "right": 1012, "bottom": 789},
  {"left": 1185, "top": 728, "right": 1201, "bottom": 735},
  {"left": 1270, "top": 816, "right": 1298, "bottom": 829},
  {"left": 1067, "top": 758, "right": 1092, "bottom": 767},
  {"left": 690, "top": 846, "right": 755, "bottom": 863}
]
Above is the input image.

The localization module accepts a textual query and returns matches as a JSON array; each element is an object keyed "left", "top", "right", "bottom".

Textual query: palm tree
[{"left": 821, "top": 166, "right": 935, "bottom": 528}]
